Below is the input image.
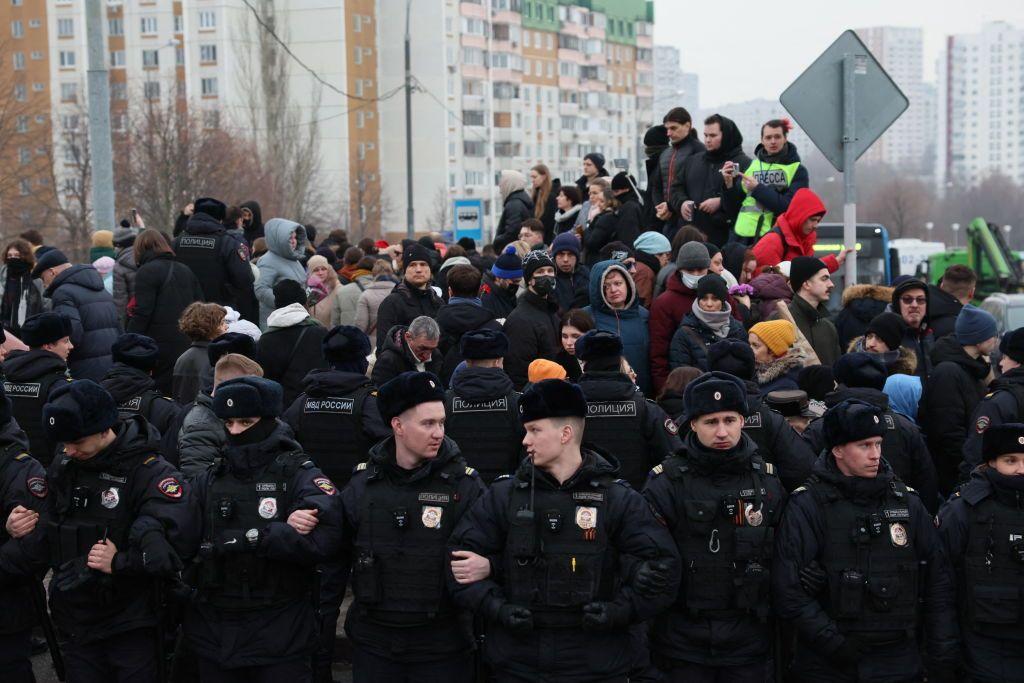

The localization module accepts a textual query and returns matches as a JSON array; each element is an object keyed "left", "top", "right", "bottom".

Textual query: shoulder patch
[
  {"left": 355, "top": 462, "right": 368, "bottom": 471},
  {"left": 651, "top": 463, "right": 664, "bottom": 475},
  {"left": 465, "top": 466, "right": 477, "bottom": 477},
  {"left": 237, "top": 245, "right": 249, "bottom": 262},
  {"left": 494, "top": 474, "right": 513, "bottom": 481},
  {"left": 613, "top": 478, "right": 632, "bottom": 488},
  {"left": 976, "top": 415, "right": 991, "bottom": 434},
  {"left": 792, "top": 486, "right": 807, "bottom": 494},
  {"left": 764, "top": 462, "right": 776, "bottom": 475},
  {"left": 157, "top": 477, "right": 183, "bottom": 499},
  {"left": 26, "top": 476, "right": 47, "bottom": 498},
  {"left": 663, "top": 418, "right": 679, "bottom": 436},
  {"left": 313, "top": 476, "right": 337, "bottom": 496}
]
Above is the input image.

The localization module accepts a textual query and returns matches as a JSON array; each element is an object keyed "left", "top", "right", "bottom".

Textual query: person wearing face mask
[
  {"left": 938, "top": 423, "right": 1024, "bottom": 682},
  {"left": 0, "top": 238, "right": 44, "bottom": 336},
  {"left": 919, "top": 305, "right": 999, "bottom": 495},
  {"left": 669, "top": 273, "right": 746, "bottom": 372},
  {"left": 961, "top": 328, "right": 1024, "bottom": 480},
  {"left": 583, "top": 259, "right": 652, "bottom": 394},
  {"left": 182, "top": 376, "right": 342, "bottom": 682},
  {"left": 480, "top": 248, "right": 524, "bottom": 321},
  {"left": 503, "top": 251, "right": 561, "bottom": 390}
]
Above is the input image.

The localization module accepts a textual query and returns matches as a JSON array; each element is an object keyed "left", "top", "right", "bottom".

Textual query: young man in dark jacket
[
  {"left": 890, "top": 278, "right": 934, "bottom": 377},
  {"left": 480, "top": 250, "right": 523, "bottom": 321},
  {"left": 435, "top": 264, "right": 500, "bottom": 384},
  {"left": 787, "top": 256, "right": 842, "bottom": 366},
  {"left": 551, "top": 232, "right": 589, "bottom": 313},
  {"left": 371, "top": 317, "right": 444, "bottom": 387},
  {"left": 374, "top": 242, "right": 443, "bottom": 353},
  {"left": 503, "top": 251, "right": 561, "bottom": 389},
  {"left": 254, "top": 280, "right": 329, "bottom": 406},
  {"left": 928, "top": 264, "right": 976, "bottom": 340},
  {"left": 652, "top": 108, "right": 705, "bottom": 239}
]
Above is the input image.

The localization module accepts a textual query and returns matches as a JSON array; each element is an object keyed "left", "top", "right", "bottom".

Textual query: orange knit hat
[
  {"left": 528, "top": 359, "right": 567, "bottom": 383},
  {"left": 749, "top": 320, "right": 796, "bottom": 357}
]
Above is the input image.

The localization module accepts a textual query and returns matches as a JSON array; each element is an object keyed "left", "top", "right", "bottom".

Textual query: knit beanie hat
[
  {"left": 865, "top": 312, "right": 907, "bottom": 352},
  {"left": 522, "top": 250, "right": 555, "bottom": 282},
  {"left": 696, "top": 273, "right": 729, "bottom": 304},
  {"left": 306, "top": 254, "right": 330, "bottom": 274},
  {"left": 528, "top": 359, "right": 567, "bottom": 383},
  {"left": 643, "top": 124, "right": 669, "bottom": 147},
  {"left": 676, "top": 241, "right": 711, "bottom": 270},
  {"left": 583, "top": 152, "right": 606, "bottom": 169},
  {"left": 1000, "top": 328, "right": 1024, "bottom": 364},
  {"left": 955, "top": 305, "right": 998, "bottom": 346},
  {"left": 833, "top": 352, "right": 888, "bottom": 391},
  {"left": 91, "top": 230, "right": 114, "bottom": 249},
  {"left": 551, "top": 232, "right": 581, "bottom": 258},
  {"left": 789, "top": 256, "right": 827, "bottom": 293},
  {"left": 633, "top": 231, "right": 671, "bottom": 255},
  {"left": 491, "top": 247, "right": 523, "bottom": 280},
  {"left": 749, "top": 320, "right": 796, "bottom": 357}
]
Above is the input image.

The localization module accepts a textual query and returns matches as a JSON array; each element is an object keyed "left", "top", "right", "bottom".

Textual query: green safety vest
[{"left": 734, "top": 159, "right": 801, "bottom": 238}]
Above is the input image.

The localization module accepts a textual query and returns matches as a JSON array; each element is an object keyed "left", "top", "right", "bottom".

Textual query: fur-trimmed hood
[
  {"left": 755, "top": 346, "right": 807, "bottom": 385},
  {"left": 846, "top": 336, "right": 918, "bottom": 376},
  {"left": 841, "top": 283, "right": 894, "bottom": 308}
]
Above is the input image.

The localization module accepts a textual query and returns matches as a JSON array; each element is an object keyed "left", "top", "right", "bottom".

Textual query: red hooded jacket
[{"left": 751, "top": 188, "right": 839, "bottom": 275}]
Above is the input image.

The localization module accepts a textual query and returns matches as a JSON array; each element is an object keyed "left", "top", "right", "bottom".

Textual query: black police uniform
[
  {"left": 0, "top": 418, "right": 50, "bottom": 682},
  {"left": 173, "top": 211, "right": 254, "bottom": 309},
  {"left": 577, "top": 371, "right": 681, "bottom": 490},
  {"left": 938, "top": 466, "right": 1024, "bottom": 682},
  {"left": 802, "top": 386, "right": 940, "bottom": 512},
  {"left": 448, "top": 449, "right": 680, "bottom": 683},
  {"left": 101, "top": 361, "right": 181, "bottom": 436},
  {"left": 45, "top": 415, "right": 198, "bottom": 681},
  {"left": 184, "top": 419, "right": 342, "bottom": 681},
  {"left": 444, "top": 366, "right": 524, "bottom": 484},
  {"left": 773, "top": 455, "right": 958, "bottom": 682},
  {"left": 642, "top": 432, "right": 786, "bottom": 680},
  {"left": 739, "top": 379, "right": 816, "bottom": 491},
  {"left": 340, "top": 436, "right": 485, "bottom": 681},
  {"left": 3, "top": 348, "right": 71, "bottom": 466},
  {"left": 963, "top": 367, "right": 1024, "bottom": 478}
]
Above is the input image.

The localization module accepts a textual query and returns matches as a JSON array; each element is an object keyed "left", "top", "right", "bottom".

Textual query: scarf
[{"left": 690, "top": 299, "right": 733, "bottom": 339}]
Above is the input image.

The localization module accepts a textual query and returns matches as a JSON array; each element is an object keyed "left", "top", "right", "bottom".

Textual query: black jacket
[
  {"left": 919, "top": 335, "right": 991, "bottom": 494},
  {"left": 126, "top": 253, "right": 205, "bottom": 394},
  {"left": 961, "top": 366, "right": 1024, "bottom": 478},
  {"left": 46, "top": 265, "right": 121, "bottom": 382},
  {"left": 373, "top": 280, "right": 443, "bottom": 353},
  {"left": 370, "top": 324, "right": 444, "bottom": 388},
  {"left": 435, "top": 300, "right": 500, "bottom": 385},
  {"left": 173, "top": 211, "right": 255, "bottom": 310},
  {"left": 255, "top": 317, "right": 330, "bottom": 407},
  {"left": 493, "top": 190, "right": 535, "bottom": 252},
  {"left": 832, "top": 284, "right": 893, "bottom": 350},
  {"left": 581, "top": 209, "right": 620, "bottom": 266},
  {"left": 668, "top": 311, "right": 747, "bottom": 372},
  {"left": 535, "top": 179, "right": 561, "bottom": 243},
  {"left": 926, "top": 284, "right": 962, "bottom": 341},
  {"left": 240, "top": 200, "right": 265, "bottom": 246},
  {"left": 4, "top": 348, "right": 69, "bottom": 463},
  {"left": 651, "top": 131, "right": 705, "bottom": 237},
  {"left": 789, "top": 295, "right": 842, "bottom": 367},
  {"left": 283, "top": 368, "right": 390, "bottom": 453},
  {"left": 480, "top": 271, "right": 519, "bottom": 321},
  {"left": 100, "top": 362, "right": 182, "bottom": 460},
  {"left": 554, "top": 263, "right": 590, "bottom": 314},
  {"left": 503, "top": 290, "right": 561, "bottom": 389}
]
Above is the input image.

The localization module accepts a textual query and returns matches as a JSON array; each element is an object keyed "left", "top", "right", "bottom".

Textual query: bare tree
[
  {"left": 426, "top": 185, "right": 450, "bottom": 234},
  {"left": 864, "top": 175, "right": 933, "bottom": 239},
  {"left": 347, "top": 156, "right": 393, "bottom": 239}
]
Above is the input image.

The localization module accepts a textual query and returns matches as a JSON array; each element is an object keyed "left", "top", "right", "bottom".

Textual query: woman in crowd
[
  {"left": 255, "top": 218, "right": 308, "bottom": 326},
  {"left": 669, "top": 273, "right": 746, "bottom": 372},
  {"left": 555, "top": 308, "right": 594, "bottom": 382},
  {"left": 530, "top": 163, "right": 559, "bottom": 242},
  {"left": 305, "top": 254, "right": 340, "bottom": 327},
  {"left": 173, "top": 301, "right": 228, "bottom": 404},
  {"left": 331, "top": 256, "right": 376, "bottom": 327},
  {"left": 656, "top": 365, "right": 703, "bottom": 422},
  {"left": 553, "top": 185, "right": 583, "bottom": 235},
  {"left": 749, "top": 319, "right": 806, "bottom": 396},
  {"left": 581, "top": 183, "right": 620, "bottom": 266},
  {"left": 584, "top": 260, "right": 651, "bottom": 393},
  {"left": 0, "top": 238, "right": 44, "bottom": 336},
  {"left": 354, "top": 259, "right": 397, "bottom": 339},
  {"left": 494, "top": 170, "right": 535, "bottom": 252}
]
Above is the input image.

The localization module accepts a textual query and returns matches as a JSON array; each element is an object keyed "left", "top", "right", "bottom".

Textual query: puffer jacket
[
  {"left": 112, "top": 245, "right": 137, "bottom": 327},
  {"left": 177, "top": 392, "right": 223, "bottom": 479},
  {"left": 354, "top": 278, "right": 396, "bottom": 338},
  {"left": 254, "top": 218, "right": 309, "bottom": 327},
  {"left": 583, "top": 260, "right": 652, "bottom": 394},
  {"left": 503, "top": 289, "right": 561, "bottom": 390},
  {"left": 255, "top": 303, "right": 329, "bottom": 406},
  {"left": 669, "top": 308, "right": 747, "bottom": 372},
  {"left": 46, "top": 265, "right": 121, "bottom": 381},
  {"left": 751, "top": 189, "right": 839, "bottom": 275},
  {"left": 554, "top": 263, "right": 590, "bottom": 313},
  {"left": 747, "top": 273, "right": 794, "bottom": 325},
  {"left": 493, "top": 189, "right": 535, "bottom": 252},
  {"left": 833, "top": 284, "right": 893, "bottom": 349},
  {"left": 330, "top": 274, "right": 373, "bottom": 327}
]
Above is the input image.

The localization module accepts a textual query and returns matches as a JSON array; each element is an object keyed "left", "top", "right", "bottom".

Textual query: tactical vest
[
  {"left": 296, "top": 386, "right": 373, "bottom": 488},
  {"left": 46, "top": 456, "right": 140, "bottom": 568},
  {"left": 6, "top": 371, "right": 70, "bottom": 466},
  {"left": 196, "top": 451, "right": 312, "bottom": 610},
  {"left": 876, "top": 411, "right": 909, "bottom": 481},
  {"left": 116, "top": 389, "right": 162, "bottom": 424},
  {"left": 503, "top": 474, "right": 617, "bottom": 627},
  {"left": 0, "top": 443, "right": 31, "bottom": 548},
  {"left": 350, "top": 459, "right": 466, "bottom": 625},
  {"left": 742, "top": 406, "right": 773, "bottom": 460},
  {"left": 807, "top": 477, "right": 920, "bottom": 637},
  {"left": 582, "top": 393, "right": 647, "bottom": 490},
  {"left": 734, "top": 159, "right": 801, "bottom": 238},
  {"left": 660, "top": 454, "right": 781, "bottom": 619},
  {"left": 444, "top": 388, "right": 522, "bottom": 484},
  {"left": 962, "top": 493, "right": 1024, "bottom": 639},
  {"left": 175, "top": 231, "right": 227, "bottom": 304}
]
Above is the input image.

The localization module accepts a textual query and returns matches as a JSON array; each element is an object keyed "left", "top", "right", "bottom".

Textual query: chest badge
[
  {"left": 545, "top": 510, "right": 562, "bottom": 532},
  {"left": 258, "top": 497, "right": 278, "bottom": 519},
  {"left": 100, "top": 487, "right": 120, "bottom": 509},
  {"left": 744, "top": 503, "right": 763, "bottom": 527},
  {"left": 889, "top": 522, "right": 908, "bottom": 547},
  {"left": 575, "top": 506, "right": 597, "bottom": 531},
  {"left": 421, "top": 505, "right": 443, "bottom": 529}
]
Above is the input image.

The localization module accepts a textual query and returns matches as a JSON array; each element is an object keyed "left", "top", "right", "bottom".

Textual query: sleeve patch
[
  {"left": 237, "top": 245, "right": 250, "bottom": 262},
  {"left": 764, "top": 462, "right": 776, "bottom": 475},
  {"left": 313, "top": 477, "right": 337, "bottom": 496},
  {"left": 465, "top": 466, "right": 477, "bottom": 477},
  {"left": 651, "top": 464, "right": 664, "bottom": 476},
  {"left": 663, "top": 418, "right": 679, "bottom": 436},
  {"left": 26, "top": 476, "right": 47, "bottom": 498},
  {"left": 976, "top": 415, "right": 991, "bottom": 434},
  {"left": 355, "top": 462, "right": 368, "bottom": 471},
  {"left": 158, "top": 477, "right": 183, "bottom": 499}
]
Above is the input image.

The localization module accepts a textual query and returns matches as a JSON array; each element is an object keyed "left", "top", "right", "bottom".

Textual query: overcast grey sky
[{"left": 654, "top": 0, "right": 1024, "bottom": 108}]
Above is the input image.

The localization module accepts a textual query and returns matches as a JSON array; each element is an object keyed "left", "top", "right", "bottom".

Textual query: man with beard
[{"left": 503, "top": 251, "right": 561, "bottom": 389}]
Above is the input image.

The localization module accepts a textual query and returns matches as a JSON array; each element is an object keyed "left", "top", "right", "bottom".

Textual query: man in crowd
[
  {"left": 518, "top": 219, "right": 547, "bottom": 250},
  {"left": 652, "top": 107, "right": 705, "bottom": 239},
  {"left": 962, "top": 327, "right": 1024, "bottom": 477},
  {"left": 890, "top": 278, "right": 934, "bottom": 377},
  {"left": 788, "top": 256, "right": 842, "bottom": 366},
  {"left": 503, "top": 251, "right": 561, "bottom": 389},
  {"left": 374, "top": 243, "right": 443, "bottom": 353},
  {"left": 435, "top": 264, "right": 500, "bottom": 384},
  {"left": 928, "top": 264, "right": 977, "bottom": 340},
  {"left": 372, "top": 316, "right": 444, "bottom": 387},
  {"left": 551, "top": 232, "right": 590, "bottom": 313},
  {"left": 173, "top": 197, "right": 255, "bottom": 313},
  {"left": 481, "top": 249, "right": 523, "bottom": 321}
]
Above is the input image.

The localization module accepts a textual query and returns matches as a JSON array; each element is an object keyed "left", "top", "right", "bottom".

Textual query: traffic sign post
[
  {"left": 781, "top": 30, "right": 908, "bottom": 286},
  {"left": 452, "top": 198, "right": 485, "bottom": 242}
]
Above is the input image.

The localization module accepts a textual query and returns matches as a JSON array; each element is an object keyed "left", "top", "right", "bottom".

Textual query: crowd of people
[{"left": 0, "top": 106, "right": 1021, "bottom": 683}]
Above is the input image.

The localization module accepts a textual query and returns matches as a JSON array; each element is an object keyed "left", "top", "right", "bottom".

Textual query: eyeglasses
[{"left": 900, "top": 296, "right": 927, "bottom": 306}]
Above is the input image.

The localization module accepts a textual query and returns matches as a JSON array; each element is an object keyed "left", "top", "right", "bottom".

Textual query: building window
[
  {"left": 176, "top": 47, "right": 184, "bottom": 65},
  {"left": 110, "top": 50, "right": 125, "bottom": 67},
  {"left": 142, "top": 49, "right": 159, "bottom": 67},
  {"left": 12, "top": 52, "right": 24, "bottom": 70},
  {"left": 174, "top": 14, "right": 183, "bottom": 33},
  {"left": 15, "top": 116, "right": 28, "bottom": 133},
  {"left": 199, "top": 44, "right": 216, "bottom": 63},
  {"left": 198, "top": 11, "right": 216, "bottom": 30},
  {"left": 30, "top": 50, "right": 42, "bottom": 60},
  {"left": 143, "top": 80, "right": 159, "bottom": 99},
  {"left": 18, "top": 147, "right": 30, "bottom": 164},
  {"left": 11, "top": 20, "right": 23, "bottom": 38},
  {"left": 31, "top": 82, "right": 43, "bottom": 91},
  {"left": 11, "top": 0, "right": 22, "bottom": 6},
  {"left": 110, "top": 81, "right": 126, "bottom": 99},
  {"left": 13, "top": 84, "right": 26, "bottom": 101},
  {"left": 140, "top": 16, "right": 157, "bottom": 35},
  {"left": 19, "top": 179, "right": 30, "bottom": 196},
  {"left": 28, "top": 19, "right": 39, "bottom": 28},
  {"left": 55, "top": 18, "right": 74, "bottom": 37},
  {"left": 200, "top": 77, "right": 217, "bottom": 96},
  {"left": 60, "top": 82, "right": 76, "bottom": 102},
  {"left": 59, "top": 50, "right": 75, "bottom": 68},
  {"left": 109, "top": 18, "right": 123, "bottom": 36}
]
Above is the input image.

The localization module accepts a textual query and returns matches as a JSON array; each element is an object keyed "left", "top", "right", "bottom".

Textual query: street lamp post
[
  {"left": 925, "top": 221, "right": 933, "bottom": 239},
  {"left": 951, "top": 222, "right": 961, "bottom": 250},
  {"left": 1004, "top": 224, "right": 1013, "bottom": 249}
]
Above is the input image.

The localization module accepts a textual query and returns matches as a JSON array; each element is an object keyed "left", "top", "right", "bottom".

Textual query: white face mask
[{"left": 681, "top": 272, "right": 702, "bottom": 289}]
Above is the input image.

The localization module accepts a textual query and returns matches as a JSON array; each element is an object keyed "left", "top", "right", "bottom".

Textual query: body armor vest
[
  {"left": 0, "top": 443, "right": 29, "bottom": 548},
  {"left": 444, "top": 388, "right": 521, "bottom": 484},
  {"left": 742, "top": 406, "right": 773, "bottom": 458},
  {"left": 808, "top": 477, "right": 920, "bottom": 637},
  {"left": 6, "top": 371, "right": 69, "bottom": 466},
  {"left": 662, "top": 454, "right": 781, "bottom": 619},
  {"left": 350, "top": 459, "right": 465, "bottom": 625},
  {"left": 582, "top": 394, "right": 647, "bottom": 490},
  {"left": 116, "top": 390, "right": 161, "bottom": 424},
  {"left": 196, "top": 451, "right": 311, "bottom": 610},
  {"left": 962, "top": 492, "right": 1024, "bottom": 639},
  {"left": 503, "top": 474, "right": 616, "bottom": 627},
  {"left": 175, "top": 231, "right": 228, "bottom": 304},
  {"left": 296, "top": 386, "right": 373, "bottom": 488}
]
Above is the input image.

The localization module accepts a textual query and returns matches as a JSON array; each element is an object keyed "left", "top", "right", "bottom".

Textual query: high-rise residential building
[
  {"left": 377, "top": 0, "right": 655, "bottom": 238},
  {"left": 855, "top": 26, "right": 935, "bottom": 174},
  {"left": 653, "top": 45, "right": 697, "bottom": 118},
  {"left": 938, "top": 21, "right": 1024, "bottom": 188}
]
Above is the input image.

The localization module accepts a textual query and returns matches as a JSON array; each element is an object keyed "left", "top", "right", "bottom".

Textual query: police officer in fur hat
[
  {"left": 100, "top": 333, "right": 180, "bottom": 448},
  {"left": 773, "top": 399, "right": 958, "bottom": 682},
  {"left": 339, "top": 371, "right": 486, "bottom": 681},
  {"left": 643, "top": 371, "right": 786, "bottom": 680},
  {"left": 938, "top": 423, "right": 1024, "bottom": 681},
  {"left": 962, "top": 327, "right": 1024, "bottom": 479},
  {"left": 448, "top": 379, "right": 680, "bottom": 682},
  {"left": 38, "top": 380, "right": 197, "bottom": 681},
  {"left": 183, "top": 376, "right": 341, "bottom": 681}
]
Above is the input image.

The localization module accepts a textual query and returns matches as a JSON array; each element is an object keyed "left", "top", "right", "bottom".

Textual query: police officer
[
  {"left": 963, "top": 328, "right": 1024, "bottom": 478},
  {"left": 765, "top": 389, "right": 820, "bottom": 435},
  {"left": 938, "top": 423, "right": 1024, "bottom": 682},
  {"left": 3, "top": 311, "right": 73, "bottom": 466},
  {"left": 100, "top": 333, "right": 181, "bottom": 442},
  {"left": 340, "top": 371, "right": 486, "bottom": 681},
  {"left": 448, "top": 379, "right": 680, "bottom": 683},
  {"left": 707, "top": 339, "right": 816, "bottom": 491},
  {"left": 173, "top": 197, "right": 255, "bottom": 310},
  {"left": 444, "top": 328, "right": 524, "bottom": 484},
  {"left": 575, "top": 330, "right": 680, "bottom": 490},
  {"left": 802, "top": 352, "right": 940, "bottom": 512},
  {"left": 0, "top": 382, "right": 50, "bottom": 682},
  {"left": 184, "top": 376, "right": 342, "bottom": 682},
  {"left": 40, "top": 380, "right": 197, "bottom": 680},
  {"left": 773, "top": 399, "right": 958, "bottom": 682},
  {"left": 644, "top": 372, "right": 785, "bottom": 681}
]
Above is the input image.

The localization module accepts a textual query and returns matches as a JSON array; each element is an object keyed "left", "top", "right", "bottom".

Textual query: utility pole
[
  {"left": 404, "top": 0, "right": 414, "bottom": 238},
  {"left": 85, "top": 0, "right": 115, "bottom": 232}
]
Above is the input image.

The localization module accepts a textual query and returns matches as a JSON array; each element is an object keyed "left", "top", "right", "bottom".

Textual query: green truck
[{"left": 919, "top": 218, "right": 1023, "bottom": 299}]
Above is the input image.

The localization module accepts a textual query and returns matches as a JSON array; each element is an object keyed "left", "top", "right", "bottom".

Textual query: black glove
[
  {"left": 581, "top": 601, "right": 631, "bottom": 632},
  {"left": 497, "top": 604, "right": 534, "bottom": 633},
  {"left": 53, "top": 557, "right": 96, "bottom": 592},
  {"left": 138, "top": 530, "right": 183, "bottom": 575},
  {"left": 833, "top": 637, "right": 861, "bottom": 668},
  {"left": 926, "top": 668, "right": 958, "bottom": 683},
  {"left": 799, "top": 561, "right": 827, "bottom": 597},
  {"left": 634, "top": 560, "right": 670, "bottom": 597}
]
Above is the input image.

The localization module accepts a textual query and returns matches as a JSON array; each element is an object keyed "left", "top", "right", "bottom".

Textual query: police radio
[{"left": 509, "top": 454, "right": 539, "bottom": 562}]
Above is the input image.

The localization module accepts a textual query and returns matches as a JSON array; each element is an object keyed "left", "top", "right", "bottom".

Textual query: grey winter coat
[
  {"left": 113, "top": 245, "right": 137, "bottom": 327},
  {"left": 254, "top": 218, "right": 309, "bottom": 327},
  {"left": 331, "top": 274, "right": 374, "bottom": 327},
  {"left": 177, "top": 391, "right": 224, "bottom": 479},
  {"left": 355, "top": 279, "right": 396, "bottom": 337},
  {"left": 46, "top": 265, "right": 121, "bottom": 382}
]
